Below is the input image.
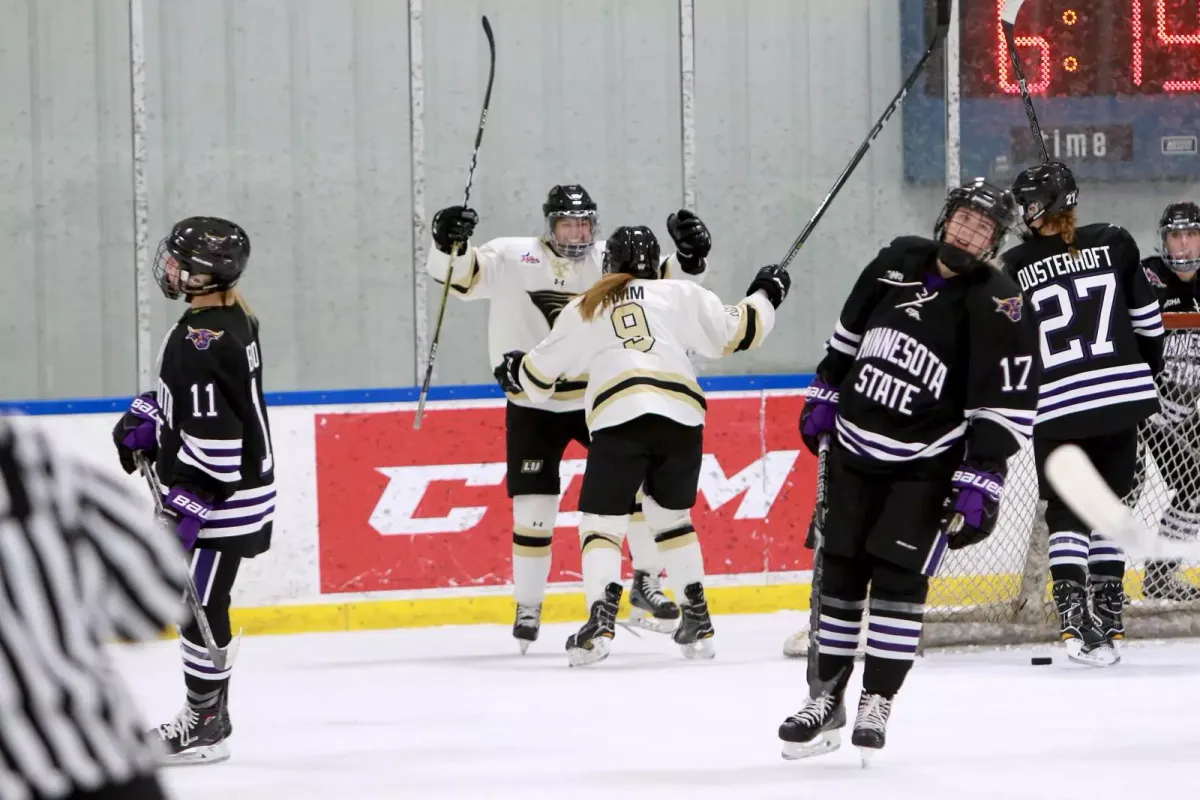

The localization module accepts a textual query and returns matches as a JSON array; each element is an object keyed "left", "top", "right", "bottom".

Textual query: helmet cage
[
  {"left": 1161, "top": 219, "right": 1200, "bottom": 273},
  {"left": 544, "top": 210, "right": 599, "bottom": 259}
]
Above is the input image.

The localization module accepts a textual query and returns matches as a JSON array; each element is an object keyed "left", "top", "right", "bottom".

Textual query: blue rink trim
[{"left": 1, "top": 372, "right": 816, "bottom": 416}]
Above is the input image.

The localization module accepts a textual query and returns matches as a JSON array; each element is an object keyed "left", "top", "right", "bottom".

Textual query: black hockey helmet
[
  {"left": 543, "top": 184, "right": 598, "bottom": 258},
  {"left": 934, "top": 177, "right": 1018, "bottom": 268},
  {"left": 1011, "top": 161, "right": 1078, "bottom": 226},
  {"left": 602, "top": 226, "right": 660, "bottom": 280},
  {"left": 1158, "top": 201, "right": 1200, "bottom": 272},
  {"left": 154, "top": 217, "right": 251, "bottom": 300}
]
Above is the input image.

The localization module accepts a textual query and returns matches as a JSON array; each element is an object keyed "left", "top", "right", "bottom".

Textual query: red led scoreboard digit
[{"left": 963, "top": 0, "right": 1200, "bottom": 96}]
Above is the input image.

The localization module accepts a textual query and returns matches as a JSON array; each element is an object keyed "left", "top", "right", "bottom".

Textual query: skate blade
[
  {"left": 1064, "top": 638, "right": 1119, "bottom": 667},
  {"left": 517, "top": 638, "right": 532, "bottom": 655},
  {"left": 781, "top": 730, "right": 841, "bottom": 761},
  {"left": 679, "top": 637, "right": 715, "bottom": 660},
  {"left": 626, "top": 607, "right": 680, "bottom": 634},
  {"left": 568, "top": 638, "right": 611, "bottom": 667},
  {"left": 857, "top": 746, "right": 880, "bottom": 768},
  {"left": 159, "top": 740, "right": 230, "bottom": 767}
]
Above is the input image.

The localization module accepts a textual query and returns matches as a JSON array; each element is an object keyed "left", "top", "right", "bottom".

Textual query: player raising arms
[
  {"left": 1003, "top": 162, "right": 1164, "bottom": 665},
  {"left": 1136, "top": 201, "right": 1200, "bottom": 600},
  {"left": 112, "top": 217, "right": 275, "bottom": 764},
  {"left": 428, "top": 186, "right": 713, "bottom": 651},
  {"left": 779, "top": 180, "right": 1038, "bottom": 763},
  {"left": 493, "top": 226, "right": 789, "bottom": 665}
]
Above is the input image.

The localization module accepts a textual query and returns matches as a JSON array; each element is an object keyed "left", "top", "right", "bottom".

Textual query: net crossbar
[{"left": 924, "top": 311, "right": 1200, "bottom": 647}]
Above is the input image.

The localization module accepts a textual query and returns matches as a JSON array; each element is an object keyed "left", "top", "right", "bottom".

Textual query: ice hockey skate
[
  {"left": 1089, "top": 575, "right": 1126, "bottom": 646},
  {"left": 513, "top": 602, "right": 542, "bottom": 654},
  {"left": 152, "top": 696, "right": 232, "bottom": 765},
  {"left": 625, "top": 569, "right": 680, "bottom": 634},
  {"left": 1053, "top": 579, "right": 1118, "bottom": 666},
  {"left": 778, "top": 671, "right": 848, "bottom": 760},
  {"left": 673, "top": 582, "right": 715, "bottom": 659},
  {"left": 566, "top": 583, "right": 622, "bottom": 667},
  {"left": 851, "top": 692, "right": 893, "bottom": 767}
]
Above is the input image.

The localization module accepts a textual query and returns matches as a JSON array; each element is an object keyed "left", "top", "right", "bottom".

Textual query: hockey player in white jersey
[
  {"left": 427, "top": 185, "right": 713, "bottom": 651},
  {"left": 493, "top": 225, "right": 790, "bottom": 665}
]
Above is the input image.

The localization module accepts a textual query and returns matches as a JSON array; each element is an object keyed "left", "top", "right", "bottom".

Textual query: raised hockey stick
[
  {"left": 806, "top": 435, "right": 832, "bottom": 691},
  {"left": 1001, "top": 0, "right": 1050, "bottom": 163},
  {"left": 414, "top": 16, "right": 497, "bottom": 430},
  {"left": 133, "top": 453, "right": 238, "bottom": 673},
  {"left": 1045, "top": 444, "right": 1200, "bottom": 561},
  {"left": 779, "top": 0, "right": 952, "bottom": 271}
]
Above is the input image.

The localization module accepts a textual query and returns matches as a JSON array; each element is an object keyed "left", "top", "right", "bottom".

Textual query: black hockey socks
[
  {"left": 813, "top": 553, "right": 871, "bottom": 683},
  {"left": 1087, "top": 531, "right": 1125, "bottom": 581},
  {"left": 816, "top": 596, "right": 865, "bottom": 683},
  {"left": 862, "top": 563, "right": 928, "bottom": 699},
  {"left": 1047, "top": 529, "right": 1089, "bottom": 586}
]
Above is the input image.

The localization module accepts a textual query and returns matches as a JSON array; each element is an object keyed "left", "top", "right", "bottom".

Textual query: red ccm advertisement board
[{"left": 315, "top": 395, "right": 816, "bottom": 594}]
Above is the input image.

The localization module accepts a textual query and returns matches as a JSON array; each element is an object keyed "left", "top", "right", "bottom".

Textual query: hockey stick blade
[
  {"left": 1044, "top": 444, "right": 1200, "bottom": 561},
  {"left": 1000, "top": 0, "right": 1050, "bottom": 163},
  {"left": 779, "top": 0, "right": 952, "bottom": 270},
  {"left": 415, "top": 16, "right": 497, "bottom": 430}
]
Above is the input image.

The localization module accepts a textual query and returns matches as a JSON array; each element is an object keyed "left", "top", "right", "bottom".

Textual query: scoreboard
[{"left": 903, "top": 0, "right": 1200, "bottom": 182}]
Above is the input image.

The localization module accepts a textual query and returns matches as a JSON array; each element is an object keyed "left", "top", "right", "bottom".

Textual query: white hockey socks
[
  {"left": 642, "top": 495, "right": 705, "bottom": 600},
  {"left": 511, "top": 494, "right": 558, "bottom": 606},
  {"left": 579, "top": 513, "right": 628, "bottom": 606}
]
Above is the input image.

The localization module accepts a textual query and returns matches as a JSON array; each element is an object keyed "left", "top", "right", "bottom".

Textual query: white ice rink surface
[{"left": 110, "top": 612, "right": 1200, "bottom": 800}]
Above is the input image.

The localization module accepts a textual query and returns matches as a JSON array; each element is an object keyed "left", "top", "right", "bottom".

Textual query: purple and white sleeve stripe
[
  {"left": 178, "top": 432, "right": 243, "bottom": 484},
  {"left": 1129, "top": 301, "right": 1164, "bottom": 338},
  {"left": 826, "top": 321, "right": 862, "bottom": 357}
]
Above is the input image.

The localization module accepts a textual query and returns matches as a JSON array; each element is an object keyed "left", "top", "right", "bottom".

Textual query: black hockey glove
[
  {"left": 747, "top": 264, "right": 791, "bottom": 308},
  {"left": 942, "top": 464, "right": 1005, "bottom": 550},
  {"left": 493, "top": 350, "right": 526, "bottom": 395},
  {"left": 667, "top": 209, "right": 711, "bottom": 273},
  {"left": 112, "top": 392, "right": 162, "bottom": 475},
  {"left": 431, "top": 205, "right": 479, "bottom": 255}
]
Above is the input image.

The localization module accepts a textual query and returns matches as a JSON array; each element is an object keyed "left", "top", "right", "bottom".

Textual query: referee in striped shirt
[{"left": 0, "top": 415, "right": 188, "bottom": 800}]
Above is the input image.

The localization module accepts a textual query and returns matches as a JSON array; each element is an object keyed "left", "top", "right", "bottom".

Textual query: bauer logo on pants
[{"left": 314, "top": 395, "right": 816, "bottom": 593}]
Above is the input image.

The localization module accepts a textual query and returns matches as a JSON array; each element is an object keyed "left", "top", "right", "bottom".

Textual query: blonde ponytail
[
  {"left": 578, "top": 273, "right": 636, "bottom": 322},
  {"left": 224, "top": 288, "right": 255, "bottom": 320}
]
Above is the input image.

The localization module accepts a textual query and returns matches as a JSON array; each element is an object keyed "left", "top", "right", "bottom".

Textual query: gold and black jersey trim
[
  {"left": 587, "top": 369, "right": 706, "bottom": 427},
  {"left": 723, "top": 300, "right": 766, "bottom": 355},
  {"left": 506, "top": 373, "right": 588, "bottom": 403},
  {"left": 520, "top": 358, "right": 556, "bottom": 391},
  {"left": 432, "top": 252, "right": 482, "bottom": 296}
]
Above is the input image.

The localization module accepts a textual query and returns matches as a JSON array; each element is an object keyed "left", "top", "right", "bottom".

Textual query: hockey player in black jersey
[
  {"left": 112, "top": 217, "right": 275, "bottom": 765},
  {"left": 1137, "top": 201, "right": 1200, "bottom": 601},
  {"left": 1003, "top": 162, "right": 1164, "bottom": 665},
  {"left": 778, "top": 179, "right": 1038, "bottom": 763}
]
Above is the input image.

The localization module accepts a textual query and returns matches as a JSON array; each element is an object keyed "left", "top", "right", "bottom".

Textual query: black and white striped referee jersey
[{"left": 0, "top": 416, "right": 187, "bottom": 800}]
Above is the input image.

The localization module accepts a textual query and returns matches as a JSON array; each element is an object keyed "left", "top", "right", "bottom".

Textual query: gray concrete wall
[{"left": 2, "top": 0, "right": 1196, "bottom": 399}]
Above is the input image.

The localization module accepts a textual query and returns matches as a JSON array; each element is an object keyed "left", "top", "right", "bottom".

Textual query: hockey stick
[
  {"left": 1001, "top": 0, "right": 1050, "bottom": 163},
  {"left": 414, "top": 15, "right": 497, "bottom": 430},
  {"left": 1045, "top": 444, "right": 1200, "bottom": 561},
  {"left": 779, "top": 0, "right": 952, "bottom": 271},
  {"left": 806, "top": 435, "right": 831, "bottom": 692},
  {"left": 133, "top": 453, "right": 238, "bottom": 673}
]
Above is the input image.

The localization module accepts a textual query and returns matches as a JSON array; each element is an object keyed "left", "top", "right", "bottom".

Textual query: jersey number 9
[{"left": 611, "top": 302, "right": 655, "bottom": 353}]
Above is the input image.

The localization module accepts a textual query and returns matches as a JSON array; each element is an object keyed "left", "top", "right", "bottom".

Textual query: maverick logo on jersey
[
  {"left": 993, "top": 295, "right": 1023, "bottom": 322},
  {"left": 1144, "top": 266, "right": 1167, "bottom": 289},
  {"left": 186, "top": 327, "right": 225, "bottom": 351},
  {"left": 314, "top": 395, "right": 815, "bottom": 593}
]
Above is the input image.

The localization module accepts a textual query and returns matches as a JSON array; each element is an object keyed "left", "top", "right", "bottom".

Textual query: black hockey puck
[{"left": 1030, "top": 656, "right": 1053, "bottom": 666}]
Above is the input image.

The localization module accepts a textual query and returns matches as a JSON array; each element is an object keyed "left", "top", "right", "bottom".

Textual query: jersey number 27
[{"left": 1030, "top": 273, "right": 1117, "bottom": 370}]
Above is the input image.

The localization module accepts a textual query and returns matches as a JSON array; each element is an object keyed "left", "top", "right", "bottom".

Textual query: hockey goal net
[{"left": 923, "top": 311, "right": 1200, "bottom": 647}]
